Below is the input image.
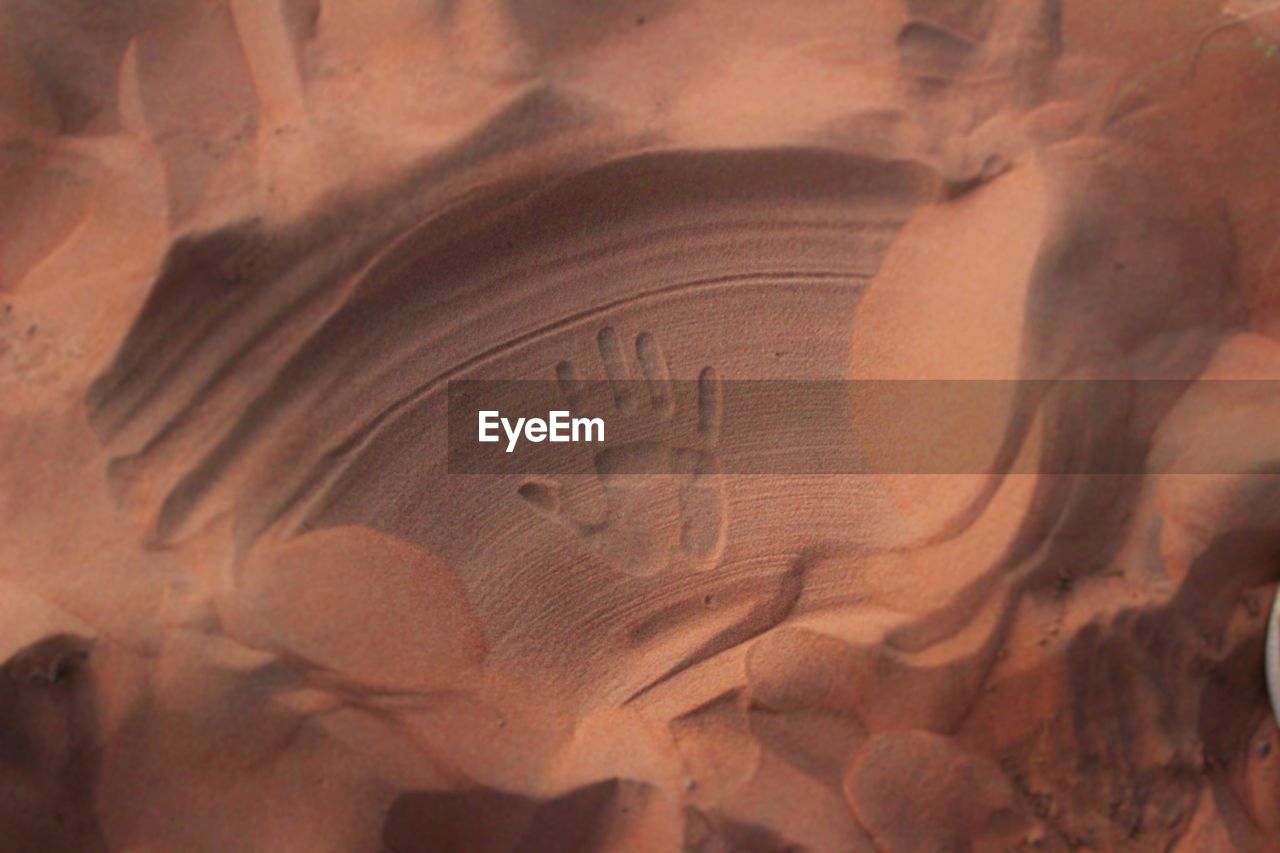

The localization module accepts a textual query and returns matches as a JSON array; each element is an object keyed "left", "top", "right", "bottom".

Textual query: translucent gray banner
[{"left": 447, "top": 379, "right": 1267, "bottom": 475}]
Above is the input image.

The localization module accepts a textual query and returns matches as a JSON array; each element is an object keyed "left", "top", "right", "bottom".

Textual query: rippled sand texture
[{"left": 4, "top": 0, "right": 1280, "bottom": 849}]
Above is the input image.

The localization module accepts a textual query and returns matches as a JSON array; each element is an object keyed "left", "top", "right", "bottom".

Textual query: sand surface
[{"left": 3, "top": 0, "right": 1280, "bottom": 849}]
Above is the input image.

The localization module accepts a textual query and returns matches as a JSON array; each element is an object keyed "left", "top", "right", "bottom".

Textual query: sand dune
[{"left": 3, "top": 0, "right": 1280, "bottom": 849}]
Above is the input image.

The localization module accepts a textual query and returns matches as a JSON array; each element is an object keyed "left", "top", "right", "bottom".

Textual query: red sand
[{"left": 2, "top": 1, "right": 1280, "bottom": 849}]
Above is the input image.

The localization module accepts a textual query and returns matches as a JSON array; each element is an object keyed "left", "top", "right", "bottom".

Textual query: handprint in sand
[{"left": 518, "top": 327, "right": 726, "bottom": 576}]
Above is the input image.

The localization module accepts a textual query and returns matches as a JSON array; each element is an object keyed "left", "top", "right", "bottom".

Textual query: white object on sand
[{"left": 1268, "top": 587, "right": 1280, "bottom": 726}]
